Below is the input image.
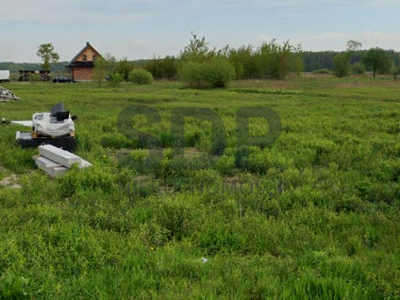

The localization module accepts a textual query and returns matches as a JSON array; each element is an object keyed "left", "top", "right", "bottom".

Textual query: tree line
[
  {"left": 93, "top": 33, "right": 304, "bottom": 88},
  {"left": 125, "top": 36, "right": 400, "bottom": 83},
  {"left": 0, "top": 62, "right": 68, "bottom": 72},
  {"left": 301, "top": 50, "right": 400, "bottom": 72},
  {"left": 3, "top": 37, "right": 400, "bottom": 86}
]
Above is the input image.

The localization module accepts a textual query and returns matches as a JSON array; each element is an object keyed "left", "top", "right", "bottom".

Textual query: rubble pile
[{"left": 0, "top": 86, "right": 20, "bottom": 101}]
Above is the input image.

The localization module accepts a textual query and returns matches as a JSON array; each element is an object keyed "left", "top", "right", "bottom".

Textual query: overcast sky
[{"left": 1, "top": 0, "right": 400, "bottom": 62}]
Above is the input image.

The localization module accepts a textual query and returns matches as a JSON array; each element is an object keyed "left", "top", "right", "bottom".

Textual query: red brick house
[{"left": 68, "top": 42, "right": 101, "bottom": 82}]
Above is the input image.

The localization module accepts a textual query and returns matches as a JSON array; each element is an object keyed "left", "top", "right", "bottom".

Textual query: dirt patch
[{"left": 0, "top": 174, "right": 22, "bottom": 189}]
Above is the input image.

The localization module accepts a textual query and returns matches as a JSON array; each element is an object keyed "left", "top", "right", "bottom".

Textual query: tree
[
  {"left": 347, "top": 40, "right": 362, "bottom": 52},
  {"left": 93, "top": 56, "right": 109, "bottom": 87},
  {"left": 393, "top": 66, "right": 400, "bottom": 81},
  {"left": 108, "top": 73, "right": 123, "bottom": 87},
  {"left": 229, "top": 45, "right": 257, "bottom": 79},
  {"left": 92, "top": 53, "right": 116, "bottom": 87},
  {"left": 332, "top": 40, "right": 363, "bottom": 78},
  {"left": 114, "top": 58, "right": 134, "bottom": 81},
  {"left": 333, "top": 52, "right": 351, "bottom": 77},
  {"left": 352, "top": 62, "right": 366, "bottom": 75},
  {"left": 362, "top": 48, "right": 393, "bottom": 77},
  {"left": 145, "top": 55, "right": 178, "bottom": 79},
  {"left": 180, "top": 32, "right": 209, "bottom": 62},
  {"left": 255, "top": 39, "right": 301, "bottom": 79},
  {"left": 36, "top": 43, "right": 60, "bottom": 71}
]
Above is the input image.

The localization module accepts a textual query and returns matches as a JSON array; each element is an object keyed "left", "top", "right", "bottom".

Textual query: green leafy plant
[
  {"left": 180, "top": 58, "right": 235, "bottom": 88},
  {"left": 352, "top": 62, "right": 366, "bottom": 75},
  {"left": 312, "top": 68, "right": 331, "bottom": 74},
  {"left": 129, "top": 68, "right": 153, "bottom": 85},
  {"left": 333, "top": 52, "right": 351, "bottom": 77}
]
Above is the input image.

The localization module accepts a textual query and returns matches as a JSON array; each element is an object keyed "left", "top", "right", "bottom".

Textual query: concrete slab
[
  {"left": 34, "top": 155, "right": 60, "bottom": 169},
  {"left": 39, "top": 144, "right": 81, "bottom": 168},
  {"left": 33, "top": 155, "right": 68, "bottom": 178},
  {"left": 48, "top": 166, "right": 69, "bottom": 177},
  {"left": 79, "top": 159, "right": 92, "bottom": 168},
  {"left": 11, "top": 120, "right": 32, "bottom": 127}
]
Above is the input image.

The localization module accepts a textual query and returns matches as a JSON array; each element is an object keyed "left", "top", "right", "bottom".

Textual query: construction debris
[
  {"left": 34, "top": 144, "right": 92, "bottom": 178},
  {"left": 39, "top": 144, "right": 81, "bottom": 168},
  {"left": 15, "top": 103, "right": 76, "bottom": 152},
  {"left": 16, "top": 131, "right": 76, "bottom": 152},
  {"left": 34, "top": 155, "right": 68, "bottom": 177},
  {"left": 11, "top": 120, "right": 32, "bottom": 127},
  {"left": 33, "top": 103, "right": 75, "bottom": 137},
  {"left": 0, "top": 86, "right": 20, "bottom": 101}
]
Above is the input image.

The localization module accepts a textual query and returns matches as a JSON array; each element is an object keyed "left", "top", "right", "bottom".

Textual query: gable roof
[{"left": 67, "top": 42, "right": 101, "bottom": 67}]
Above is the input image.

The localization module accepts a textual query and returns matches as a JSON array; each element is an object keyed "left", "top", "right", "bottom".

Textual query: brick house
[{"left": 67, "top": 42, "right": 101, "bottom": 82}]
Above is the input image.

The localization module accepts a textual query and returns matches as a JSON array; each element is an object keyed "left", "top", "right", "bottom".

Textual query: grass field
[{"left": 1, "top": 76, "right": 400, "bottom": 299}]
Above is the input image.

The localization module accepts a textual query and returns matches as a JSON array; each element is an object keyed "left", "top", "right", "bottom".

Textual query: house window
[
  {"left": 82, "top": 54, "right": 87, "bottom": 61},
  {"left": 93, "top": 55, "right": 97, "bottom": 61}
]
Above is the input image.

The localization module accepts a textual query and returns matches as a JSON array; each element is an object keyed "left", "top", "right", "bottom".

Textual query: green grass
[{"left": 0, "top": 76, "right": 400, "bottom": 298}]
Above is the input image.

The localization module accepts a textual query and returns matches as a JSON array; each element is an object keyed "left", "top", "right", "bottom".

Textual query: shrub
[
  {"left": 203, "top": 58, "right": 236, "bottom": 88},
  {"left": 129, "top": 69, "right": 153, "bottom": 85},
  {"left": 114, "top": 58, "right": 134, "bottom": 81},
  {"left": 255, "top": 40, "right": 296, "bottom": 79},
  {"left": 352, "top": 62, "right": 366, "bottom": 75},
  {"left": 145, "top": 56, "right": 178, "bottom": 79},
  {"left": 29, "top": 74, "right": 41, "bottom": 82},
  {"left": 393, "top": 66, "right": 400, "bottom": 81},
  {"left": 333, "top": 53, "right": 350, "bottom": 78},
  {"left": 108, "top": 72, "right": 123, "bottom": 87},
  {"left": 312, "top": 68, "right": 330, "bottom": 74},
  {"left": 180, "top": 62, "right": 206, "bottom": 88},
  {"left": 180, "top": 58, "right": 236, "bottom": 89}
]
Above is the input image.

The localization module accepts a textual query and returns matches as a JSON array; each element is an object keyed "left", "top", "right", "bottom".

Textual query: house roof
[{"left": 67, "top": 42, "right": 101, "bottom": 67}]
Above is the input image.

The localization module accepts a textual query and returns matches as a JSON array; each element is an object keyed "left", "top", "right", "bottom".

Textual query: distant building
[
  {"left": 67, "top": 42, "right": 101, "bottom": 82},
  {"left": 18, "top": 70, "right": 50, "bottom": 81}
]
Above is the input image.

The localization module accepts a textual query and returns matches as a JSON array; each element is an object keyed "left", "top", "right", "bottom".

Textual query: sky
[{"left": 1, "top": 0, "right": 400, "bottom": 62}]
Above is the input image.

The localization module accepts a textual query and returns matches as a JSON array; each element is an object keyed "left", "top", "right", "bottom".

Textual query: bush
[
  {"left": 145, "top": 56, "right": 178, "bottom": 79},
  {"left": 333, "top": 53, "right": 350, "bottom": 78},
  {"left": 180, "top": 62, "right": 206, "bottom": 88},
  {"left": 352, "top": 62, "right": 366, "bottom": 75},
  {"left": 180, "top": 58, "right": 236, "bottom": 89},
  {"left": 255, "top": 40, "right": 299, "bottom": 79},
  {"left": 204, "top": 58, "right": 236, "bottom": 88},
  {"left": 312, "top": 68, "right": 330, "bottom": 74},
  {"left": 393, "top": 66, "right": 400, "bottom": 81},
  {"left": 29, "top": 74, "right": 41, "bottom": 82},
  {"left": 129, "top": 69, "right": 153, "bottom": 85},
  {"left": 108, "top": 72, "right": 123, "bottom": 87}
]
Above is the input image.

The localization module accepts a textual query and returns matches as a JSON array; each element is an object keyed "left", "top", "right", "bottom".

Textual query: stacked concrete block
[{"left": 33, "top": 144, "right": 92, "bottom": 177}]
